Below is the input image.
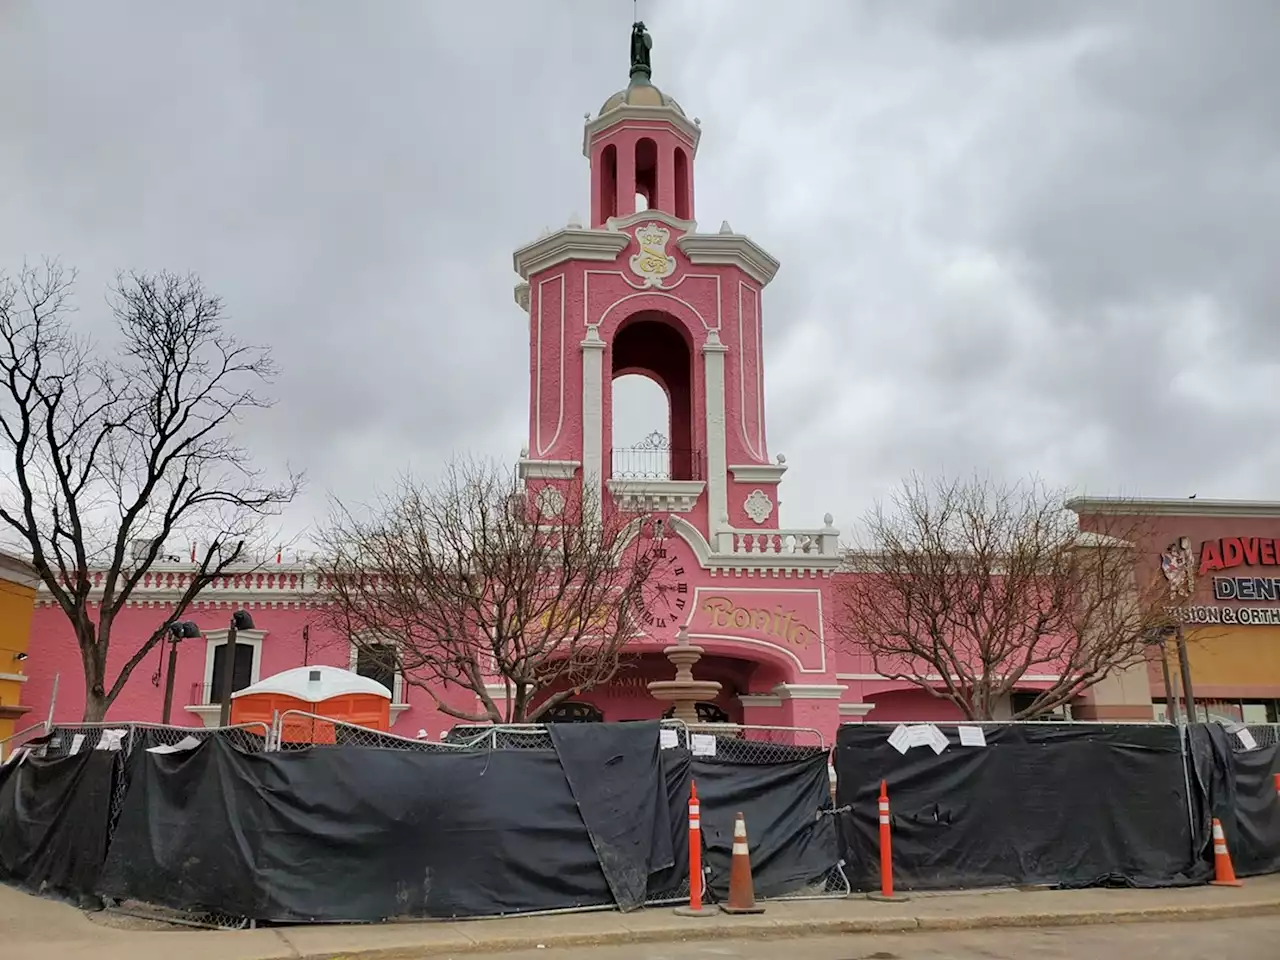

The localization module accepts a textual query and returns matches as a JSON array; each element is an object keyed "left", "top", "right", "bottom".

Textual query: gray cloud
[{"left": 1, "top": 0, "right": 1276, "bottom": 544}]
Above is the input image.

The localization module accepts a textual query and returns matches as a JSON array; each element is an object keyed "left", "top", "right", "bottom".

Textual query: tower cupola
[{"left": 584, "top": 22, "right": 701, "bottom": 228}]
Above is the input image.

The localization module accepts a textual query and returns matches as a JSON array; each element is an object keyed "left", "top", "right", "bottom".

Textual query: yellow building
[{"left": 0, "top": 549, "right": 40, "bottom": 748}]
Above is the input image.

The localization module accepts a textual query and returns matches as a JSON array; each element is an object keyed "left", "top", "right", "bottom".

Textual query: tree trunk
[
  {"left": 81, "top": 639, "right": 110, "bottom": 722},
  {"left": 82, "top": 688, "right": 109, "bottom": 723}
]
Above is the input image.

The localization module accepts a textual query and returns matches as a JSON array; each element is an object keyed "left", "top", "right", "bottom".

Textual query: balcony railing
[{"left": 611, "top": 432, "right": 701, "bottom": 481}]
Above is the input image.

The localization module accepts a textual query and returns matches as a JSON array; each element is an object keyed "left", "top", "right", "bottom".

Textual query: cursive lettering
[{"left": 700, "top": 596, "right": 816, "bottom": 648}]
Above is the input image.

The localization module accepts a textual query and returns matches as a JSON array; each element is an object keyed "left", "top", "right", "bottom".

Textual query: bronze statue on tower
[{"left": 630, "top": 21, "right": 653, "bottom": 82}]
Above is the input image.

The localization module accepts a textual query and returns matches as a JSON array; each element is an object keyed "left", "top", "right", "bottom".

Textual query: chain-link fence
[
  {"left": 0, "top": 721, "right": 47, "bottom": 763},
  {"left": 35, "top": 721, "right": 270, "bottom": 932},
  {"left": 274, "top": 710, "right": 471, "bottom": 753}
]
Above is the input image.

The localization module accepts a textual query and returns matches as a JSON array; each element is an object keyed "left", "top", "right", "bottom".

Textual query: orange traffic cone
[
  {"left": 1210, "top": 818, "right": 1242, "bottom": 887},
  {"left": 721, "top": 812, "right": 765, "bottom": 915}
]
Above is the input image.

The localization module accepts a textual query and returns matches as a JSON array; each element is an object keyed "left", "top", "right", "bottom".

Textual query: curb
[{"left": 289, "top": 896, "right": 1280, "bottom": 960}]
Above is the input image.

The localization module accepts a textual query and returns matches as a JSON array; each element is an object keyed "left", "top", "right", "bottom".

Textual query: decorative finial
[
  {"left": 776, "top": 453, "right": 786, "bottom": 464},
  {"left": 630, "top": 21, "right": 653, "bottom": 84},
  {"left": 823, "top": 513, "right": 835, "bottom": 528},
  {"left": 719, "top": 220, "right": 733, "bottom": 235}
]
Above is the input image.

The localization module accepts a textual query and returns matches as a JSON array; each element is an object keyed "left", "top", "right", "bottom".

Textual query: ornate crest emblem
[
  {"left": 1160, "top": 536, "right": 1195, "bottom": 600},
  {"left": 628, "top": 222, "right": 677, "bottom": 288}
]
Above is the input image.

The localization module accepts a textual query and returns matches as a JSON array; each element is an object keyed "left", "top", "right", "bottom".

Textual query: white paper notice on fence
[
  {"left": 690, "top": 733, "right": 717, "bottom": 757},
  {"left": 1, "top": 747, "right": 24, "bottom": 767},
  {"left": 887, "top": 724, "right": 911, "bottom": 754},
  {"left": 1235, "top": 727, "right": 1259, "bottom": 751},
  {"left": 659, "top": 728, "right": 679, "bottom": 750},
  {"left": 906, "top": 725, "right": 935, "bottom": 749},
  {"left": 94, "top": 728, "right": 127, "bottom": 752},
  {"left": 956, "top": 725, "right": 987, "bottom": 748},
  {"left": 146, "top": 735, "right": 203, "bottom": 755},
  {"left": 69, "top": 734, "right": 86, "bottom": 756},
  {"left": 926, "top": 724, "right": 949, "bottom": 754}
]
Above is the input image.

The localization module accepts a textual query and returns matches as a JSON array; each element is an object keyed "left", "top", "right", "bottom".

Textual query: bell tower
[{"left": 512, "top": 23, "right": 838, "bottom": 568}]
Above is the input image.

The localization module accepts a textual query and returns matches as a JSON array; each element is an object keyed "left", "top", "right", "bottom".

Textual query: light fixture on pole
[
  {"left": 161, "top": 621, "right": 202, "bottom": 725},
  {"left": 218, "top": 610, "right": 256, "bottom": 727}
]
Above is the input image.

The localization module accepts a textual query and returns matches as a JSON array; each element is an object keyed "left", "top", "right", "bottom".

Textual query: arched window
[
  {"left": 674, "top": 148, "right": 690, "bottom": 220},
  {"left": 542, "top": 701, "right": 604, "bottom": 724}
]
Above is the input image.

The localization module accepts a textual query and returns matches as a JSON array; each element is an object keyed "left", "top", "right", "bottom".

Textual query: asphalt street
[{"left": 456, "top": 915, "right": 1280, "bottom": 959}]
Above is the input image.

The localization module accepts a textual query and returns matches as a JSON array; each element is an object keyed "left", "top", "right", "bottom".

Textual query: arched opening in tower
[
  {"left": 599, "top": 144, "right": 618, "bottom": 221},
  {"left": 635, "top": 137, "right": 658, "bottom": 213},
  {"left": 610, "top": 314, "right": 697, "bottom": 481}
]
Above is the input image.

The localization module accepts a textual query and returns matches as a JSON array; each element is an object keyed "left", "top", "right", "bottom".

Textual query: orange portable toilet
[{"left": 230, "top": 665, "right": 393, "bottom": 744}]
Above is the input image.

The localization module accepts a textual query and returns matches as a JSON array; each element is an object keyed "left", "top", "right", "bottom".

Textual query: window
[
  {"left": 208, "top": 643, "right": 255, "bottom": 703},
  {"left": 197, "top": 628, "right": 265, "bottom": 715},
  {"left": 349, "top": 639, "right": 405, "bottom": 705},
  {"left": 542, "top": 701, "right": 603, "bottom": 723},
  {"left": 355, "top": 643, "right": 398, "bottom": 696}
]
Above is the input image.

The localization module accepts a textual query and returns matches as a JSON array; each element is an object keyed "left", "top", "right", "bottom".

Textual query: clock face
[{"left": 634, "top": 537, "right": 691, "bottom": 632}]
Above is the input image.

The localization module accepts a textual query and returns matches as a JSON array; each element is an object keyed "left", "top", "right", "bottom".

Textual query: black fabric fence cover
[
  {"left": 0, "top": 740, "right": 118, "bottom": 899},
  {"left": 1188, "top": 724, "right": 1280, "bottom": 878},
  {"left": 548, "top": 721, "right": 670, "bottom": 912},
  {"left": 691, "top": 737, "right": 839, "bottom": 899},
  {"left": 835, "top": 722, "right": 1209, "bottom": 891},
  {"left": 100, "top": 727, "right": 665, "bottom": 921}
]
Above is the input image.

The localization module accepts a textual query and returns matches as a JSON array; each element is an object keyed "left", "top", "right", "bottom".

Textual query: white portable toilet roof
[{"left": 231, "top": 664, "right": 392, "bottom": 702}]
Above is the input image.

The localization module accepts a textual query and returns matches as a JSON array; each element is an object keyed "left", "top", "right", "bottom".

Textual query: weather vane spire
[{"left": 630, "top": 20, "right": 653, "bottom": 84}]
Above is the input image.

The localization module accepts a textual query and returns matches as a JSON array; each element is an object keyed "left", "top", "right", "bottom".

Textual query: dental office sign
[{"left": 1166, "top": 536, "right": 1280, "bottom": 626}]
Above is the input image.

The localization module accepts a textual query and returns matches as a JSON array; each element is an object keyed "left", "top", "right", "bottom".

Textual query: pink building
[{"left": 19, "top": 26, "right": 1133, "bottom": 741}]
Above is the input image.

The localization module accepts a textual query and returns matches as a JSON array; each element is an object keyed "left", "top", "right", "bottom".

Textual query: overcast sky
[{"left": 2, "top": 1, "right": 1277, "bottom": 548}]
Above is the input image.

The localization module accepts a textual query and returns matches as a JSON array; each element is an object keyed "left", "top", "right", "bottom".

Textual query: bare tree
[
  {"left": 0, "top": 263, "right": 300, "bottom": 720},
  {"left": 315, "top": 458, "right": 661, "bottom": 723},
  {"left": 831, "top": 474, "right": 1172, "bottom": 720}
]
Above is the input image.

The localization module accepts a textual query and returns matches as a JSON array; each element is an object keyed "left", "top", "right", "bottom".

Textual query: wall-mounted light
[{"left": 13, "top": 651, "right": 28, "bottom": 662}]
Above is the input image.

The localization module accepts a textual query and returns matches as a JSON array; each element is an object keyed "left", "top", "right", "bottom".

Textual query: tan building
[{"left": 1070, "top": 498, "right": 1280, "bottom": 723}]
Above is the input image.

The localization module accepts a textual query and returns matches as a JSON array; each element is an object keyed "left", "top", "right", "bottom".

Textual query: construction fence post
[{"left": 868, "top": 779, "right": 908, "bottom": 902}]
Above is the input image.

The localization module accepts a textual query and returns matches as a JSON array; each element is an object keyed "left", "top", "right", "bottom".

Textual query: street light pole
[
  {"left": 161, "top": 621, "right": 202, "bottom": 725},
  {"left": 218, "top": 610, "right": 256, "bottom": 727},
  {"left": 1175, "top": 622, "right": 1198, "bottom": 723}
]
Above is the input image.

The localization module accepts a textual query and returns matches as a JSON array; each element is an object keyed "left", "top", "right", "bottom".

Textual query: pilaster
[
  {"left": 702, "top": 329, "right": 729, "bottom": 540},
  {"left": 580, "top": 326, "right": 606, "bottom": 516}
]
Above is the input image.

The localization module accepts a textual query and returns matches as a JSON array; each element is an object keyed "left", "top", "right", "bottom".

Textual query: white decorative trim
[
  {"left": 628, "top": 222, "right": 678, "bottom": 287},
  {"left": 702, "top": 329, "right": 729, "bottom": 538},
  {"left": 583, "top": 105, "right": 702, "bottom": 158},
  {"left": 729, "top": 463, "right": 788, "bottom": 484},
  {"left": 518, "top": 459, "right": 580, "bottom": 481},
  {"left": 581, "top": 327, "right": 606, "bottom": 520},
  {"left": 1066, "top": 497, "right": 1280, "bottom": 518},
  {"left": 514, "top": 282, "right": 530, "bottom": 312},
  {"left": 534, "top": 274, "right": 566, "bottom": 455},
  {"left": 185, "top": 704, "right": 224, "bottom": 728},
  {"left": 678, "top": 233, "right": 780, "bottom": 287},
  {"left": 743, "top": 489, "right": 774, "bottom": 525},
  {"left": 0, "top": 672, "right": 28, "bottom": 683},
  {"left": 513, "top": 230, "right": 629, "bottom": 280},
  {"left": 605, "top": 209, "right": 697, "bottom": 237},
  {"left": 771, "top": 683, "right": 848, "bottom": 700},
  {"left": 738, "top": 694, "right": 783, "bottom": 708},
  {"left": 607, "top": 479, "right": 705, "bottom": 514},
  {"left": 200, "top": 628, "right": 266, "bottom": 704},
  {"left": 835, "top": 672, "right": 1063, "bottom": 682},
  {"left": 838, "top": 703, "right": 877, "bottom": 717}
]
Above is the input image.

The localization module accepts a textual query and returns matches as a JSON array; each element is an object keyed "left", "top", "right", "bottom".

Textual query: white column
[
  {"left": 580, "top": 326, "right": 606, "bottom": 517},
  {"left": 702, "top": 329, "right": 729, "bottom": 542}
]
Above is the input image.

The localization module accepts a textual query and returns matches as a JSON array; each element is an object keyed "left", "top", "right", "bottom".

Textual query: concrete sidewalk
[{"left": 6, "top": 877, "right": 1280, "bottom": 960}]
